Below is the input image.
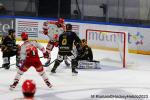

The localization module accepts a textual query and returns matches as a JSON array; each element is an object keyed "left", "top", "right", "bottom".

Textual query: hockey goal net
[{"left": 86, "top": 29, "right": 128, "bottom": 68}]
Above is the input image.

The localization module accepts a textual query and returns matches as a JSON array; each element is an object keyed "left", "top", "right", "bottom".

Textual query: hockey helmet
[
  {"left": 58, "top": 18, "right": 64, "bottom": 24},
  {"left": 66, "top": 23, "right": 72, "bottom": 31},
  {"left": 43, "top": 21, "right": 48, "bottom": 26},
  {"left": 22, "top": 80, "right": 36, "bottom": 98},
  {"left": 8, "top": 29, "right": 15, "bottom": 35},
  {"left": 21, "top": 32, "right": 28, "bottom": 40},
  {"left": 81, "top": 39, "right": 87, "bottom": 44}
]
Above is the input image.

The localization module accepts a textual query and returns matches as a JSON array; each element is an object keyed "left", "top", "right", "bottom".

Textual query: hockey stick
[
  {"left": 0, "top": 56, "right": 46, "bottom": 69},
  {"left": 0, "top": 59, "right": 56, "bottom": 68}
]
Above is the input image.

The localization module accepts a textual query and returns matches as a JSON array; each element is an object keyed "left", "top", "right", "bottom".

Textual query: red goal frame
[{"left": 86, "top": 29, "right": 127, "bottom": 68}]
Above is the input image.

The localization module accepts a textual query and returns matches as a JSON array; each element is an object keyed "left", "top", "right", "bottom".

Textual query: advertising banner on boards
[{"left": 0, "top": 18, "right": 15, "bottom": 36}]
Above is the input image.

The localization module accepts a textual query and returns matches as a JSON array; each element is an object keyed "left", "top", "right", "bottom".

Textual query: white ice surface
[{"left": 0, "top": 42, "right": 150, "bottom": 100}]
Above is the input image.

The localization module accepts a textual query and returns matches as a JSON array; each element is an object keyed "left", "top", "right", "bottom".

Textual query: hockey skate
[
  {"left": 2, "top": 64, "right": 10, "bottom": 69},
  {"left": 9, "top": 81, "right": 19, "bottom": 90},
  {"left": 72, "top": 69, "right": 78, "bottom": 76},
  {"left": 51, "top": 69, "right": 56, "bottom": 73},
  {"left": 45, "top": 81, "right": 52, "bottom": 88}
]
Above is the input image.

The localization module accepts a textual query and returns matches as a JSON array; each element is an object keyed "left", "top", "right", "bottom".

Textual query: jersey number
[{"left": 62, "top": 38, "right": 67, "bottom": 45}]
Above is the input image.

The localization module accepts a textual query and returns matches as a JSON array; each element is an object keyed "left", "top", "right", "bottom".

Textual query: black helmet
[
  {"left": 66, "top": 24, "right": 72, "bottom": 31},
  {"left": 8, "top": 29, "right": 15, "bottom": 35}
]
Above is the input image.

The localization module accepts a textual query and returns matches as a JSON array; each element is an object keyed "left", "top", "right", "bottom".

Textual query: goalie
[
  {"left": 77, "top": 39, "right": 93, "bottom": 61},
  {"left": 76, "top": 39, "right": 100, "bottom": 69}
]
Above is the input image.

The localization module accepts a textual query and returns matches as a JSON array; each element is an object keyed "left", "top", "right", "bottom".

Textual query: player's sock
[
  {"left": 45, "top": 79, "right": 52, "bottom": 88},
  {"left": 39, "top": 71, "right": 52, "bottom": 88},
  {"left": 10, "top": 70, "right": 24, "bottom": 90}
]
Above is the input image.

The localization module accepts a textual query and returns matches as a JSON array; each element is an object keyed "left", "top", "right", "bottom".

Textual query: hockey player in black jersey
[
  {"left": 51, "top": 23, "right": 81, "bottom": 74},
  {"left": 77, "top": 39, "right": 93, "bottom": 61},
  {"left": 1, "top": 29, "right": 19, "bottom": 69}
]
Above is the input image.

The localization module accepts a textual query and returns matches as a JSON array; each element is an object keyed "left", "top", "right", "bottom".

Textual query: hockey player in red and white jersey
[
  {"left": 9, "top": 32, "right": 52, "bottom": 90},
  {"left": 42, "top": 18, "right": 70, "bottom": 67}
]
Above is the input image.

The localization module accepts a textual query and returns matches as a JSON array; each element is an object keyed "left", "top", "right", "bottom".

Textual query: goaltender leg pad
[{"left": 77, "top": 60, "right": 100, "bottom": 69}]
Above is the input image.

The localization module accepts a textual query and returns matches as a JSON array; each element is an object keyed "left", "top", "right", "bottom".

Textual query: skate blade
[
  {"left": 72, "top": 73, "right": 78, "bottom": 76},
  {"left": 9, "top": 87, "right": 15, "bottom": 91},
  {"left": 48, "top": 85, "right": 53, "bottom": 88},
  {"left": 50, "top": 72, "right": 56, "bottom": 75}
]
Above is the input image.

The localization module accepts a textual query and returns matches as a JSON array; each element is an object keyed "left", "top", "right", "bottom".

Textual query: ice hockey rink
[{"left": 0, "top": 42, "right": 150, "bottom": 100}]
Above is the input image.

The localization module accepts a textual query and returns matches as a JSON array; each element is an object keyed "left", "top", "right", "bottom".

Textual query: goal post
[{"left": 86, "top": 29, "right": 128, "bottom": 68}]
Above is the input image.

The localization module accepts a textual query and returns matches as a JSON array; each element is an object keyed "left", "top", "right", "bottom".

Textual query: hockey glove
[
  {"left": 17, "top": 60, "right": 24, "bottom": 68},
  {"left": 54, "top": 42, "right": 59, "bottom": 47},
  {"left": 43, "top": 51, "right": 49, "bottom": 58},
  {"left": 53, "top": 34, "right": 58, "bottom": 39}
]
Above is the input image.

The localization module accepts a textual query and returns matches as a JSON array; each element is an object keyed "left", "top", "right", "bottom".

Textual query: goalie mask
[
  {"left": 81, "top": 39, "right": 87, "bottom": 47},
  {"left": 22, "top": 80, "right": 36, "bottom": 98}
]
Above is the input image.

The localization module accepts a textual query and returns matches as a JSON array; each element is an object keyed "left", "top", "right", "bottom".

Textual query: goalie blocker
[{"left": 77, "top": 60, "right": 100, "bottom": 69}]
